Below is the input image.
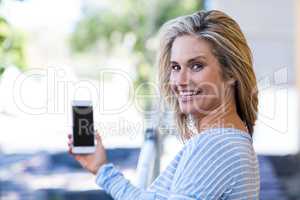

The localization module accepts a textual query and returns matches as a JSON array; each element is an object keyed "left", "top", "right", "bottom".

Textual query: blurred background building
[
  {"left": 207, "top": 1, "right": 300, "bottom": 199},
  {"left": 208, "top": 0, "right": 299, "bottom": 155}
]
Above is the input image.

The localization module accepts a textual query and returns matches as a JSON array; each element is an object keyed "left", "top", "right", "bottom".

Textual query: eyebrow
[{"left": 170, "top": 55, "right": 206, "bottom": 64}]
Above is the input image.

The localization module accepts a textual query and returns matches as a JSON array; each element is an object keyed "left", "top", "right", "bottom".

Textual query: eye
[
  {"left": 171, "top": 64, "right": 181, "bottom": 71},
  {"left": 190, "top": 63, "right": 204, "bottom": 71}
]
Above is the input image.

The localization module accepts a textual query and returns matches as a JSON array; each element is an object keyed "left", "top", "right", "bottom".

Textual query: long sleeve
[
  {"left": 95, "top": 163, "right": 156, "bottom": 200},
  {"left": 95, "top": 128, "right": 259, "bottom": 200},
  {"left": 95, "top": 147, "right": 186, "bottom": 200},
  {"left": 169, "top": 130, "right": 259, "bottom": 200}
]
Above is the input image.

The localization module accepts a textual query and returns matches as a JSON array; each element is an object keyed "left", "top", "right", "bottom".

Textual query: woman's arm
[
  {"left": 96, "top": 163, "right": 156, "bottom": 200},
  {"left": 68, "top": 132, "right": 157, "bottom": 199},
  {"left": 95, "top": 146, "right": 189, "bottom": 199}
]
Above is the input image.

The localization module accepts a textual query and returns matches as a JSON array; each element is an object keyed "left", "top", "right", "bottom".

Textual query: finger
[
  {"left": 96, "top": 133, "right": 100, "bottom": 140},
  {"left": 68, "top": 147, "right": 74, "bottom": 155},
  {"left": 95, "top": 133, "right": 102, "bottom": 145},
  {"left": 95, "top": 130, "right": 100, "bottom": 138},
  {"left": 68, "top": 142, "right": 72, "bottom": 148},
  {"left": 68, "top": 138, "right": 73, "bottom": 145}
]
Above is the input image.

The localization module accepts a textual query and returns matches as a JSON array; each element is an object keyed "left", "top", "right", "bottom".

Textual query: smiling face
[{"left": 169, "top": 35, "right": 229, "bottom": 117}]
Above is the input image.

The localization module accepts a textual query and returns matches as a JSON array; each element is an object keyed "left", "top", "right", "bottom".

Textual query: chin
[
  {"left": 179, "top": 104, "right": 199, "bottom": 114},
  {"left": 179, "top": 102, "right": 210, "bottom": 116}
]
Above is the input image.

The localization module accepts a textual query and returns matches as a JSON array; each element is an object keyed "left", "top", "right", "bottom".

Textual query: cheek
[
  {"left": 191, "top": 80, "right": 225, "bottom": 110},
  {"left": 200, "top": 81, "right": 225, "bottom": 104},
  {"left": 201, "top": 83, "right": 221, "bottom": 97},
  {"left": 185, "top": 94, "right": 220, "bottom": 115},
  {"left": 195, "top": 83, "right": 224, "bottom": 111},
  {"left": 193, "top": 70, "right": 224, "bottom": 95}
]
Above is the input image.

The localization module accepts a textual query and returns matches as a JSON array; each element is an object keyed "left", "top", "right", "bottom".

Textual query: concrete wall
[
  {"left": 206, "top": 0, "right": 299, "bottom": 155},
  {"left": 297, "top": 0, "right": 300, "bottom": 89},
  {"left": 206, "top": 0, "right": 296, "bottom": 83}
]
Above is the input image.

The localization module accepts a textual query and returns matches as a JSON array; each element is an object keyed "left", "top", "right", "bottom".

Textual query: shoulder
[
  {"left": 185, "top": 128, "right": 253, "bottom": 152},
  {"left": 181, "top": 128, "right": 254, "bottom": 167},
  {"left": 170, "top": 128, "right": 256, "bottom": 198}
]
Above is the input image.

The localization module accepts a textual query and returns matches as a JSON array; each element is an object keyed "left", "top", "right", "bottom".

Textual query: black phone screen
[{"left": 72, "top": 105, "right": 95, "bottom": 146}]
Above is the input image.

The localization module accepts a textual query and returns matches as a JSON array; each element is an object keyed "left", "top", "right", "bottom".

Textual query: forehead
[{"left": 170, "top": 35, "right": 213, "bottom": 62}]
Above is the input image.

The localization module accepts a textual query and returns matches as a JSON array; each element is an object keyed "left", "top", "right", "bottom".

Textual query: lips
[{"left": 178, "top": 89, "right": 203, "bottom": 102}]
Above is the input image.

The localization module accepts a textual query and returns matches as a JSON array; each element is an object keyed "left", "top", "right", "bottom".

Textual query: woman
[{"left": 68, "top": 10, "right": 260, "bottom": 199}]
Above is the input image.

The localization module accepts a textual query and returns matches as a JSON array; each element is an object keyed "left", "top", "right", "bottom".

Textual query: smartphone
[{"left": 71, "top": 100, "right": 96, "bottom": 154}]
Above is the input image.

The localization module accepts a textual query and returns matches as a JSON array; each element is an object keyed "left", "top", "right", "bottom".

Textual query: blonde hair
[{"left": 158, "top": 10, "right": 258, "bottom": 138}]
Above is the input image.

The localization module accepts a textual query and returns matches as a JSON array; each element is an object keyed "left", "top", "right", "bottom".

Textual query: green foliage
[
  {"left": 70, "top": 0, "right": 202, "bottom": 53},
  {"left": 0, "top": 16, "right": 27, "bottom": 76},
  {"left": 69, "top": 0, "right": 202, "bottom": 111}
]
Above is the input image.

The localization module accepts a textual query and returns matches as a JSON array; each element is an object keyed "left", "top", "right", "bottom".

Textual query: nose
[{"left": 176, "top": 68, "right": 189, "bottom": 86}]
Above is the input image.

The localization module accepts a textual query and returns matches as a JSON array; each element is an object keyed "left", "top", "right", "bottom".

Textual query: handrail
[{"left": 135, "top": 128, "right": 160, "bottom": 189}]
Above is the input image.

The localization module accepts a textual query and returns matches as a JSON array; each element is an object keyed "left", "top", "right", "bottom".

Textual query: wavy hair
[{"left": 158, "top": 10, "right": 258, "bottom": 139}]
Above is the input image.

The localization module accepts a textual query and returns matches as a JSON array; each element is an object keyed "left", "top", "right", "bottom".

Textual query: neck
[{"left": 192, "top": 98, "right": 248, "bottom": 134}]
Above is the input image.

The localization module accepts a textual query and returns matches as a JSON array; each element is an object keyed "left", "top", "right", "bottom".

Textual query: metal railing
[{"left": 136, "top": 127, "right": 160, "bottom": 189}]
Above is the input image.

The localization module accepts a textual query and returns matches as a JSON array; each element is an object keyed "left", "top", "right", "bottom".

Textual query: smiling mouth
[{"left": 178, "top": 89, "right": 203, "bottom": 102}]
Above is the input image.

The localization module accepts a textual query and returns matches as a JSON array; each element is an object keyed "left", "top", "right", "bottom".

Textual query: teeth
[{"left": 179, "top": 90, "right": 201, "bottom": 96}]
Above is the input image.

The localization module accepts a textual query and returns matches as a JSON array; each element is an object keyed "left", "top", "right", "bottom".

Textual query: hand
[{"left": 68, "top": 131, "right": 107, "bottom": 175}]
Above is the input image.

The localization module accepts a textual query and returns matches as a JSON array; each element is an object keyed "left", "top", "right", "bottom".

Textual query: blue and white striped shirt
[{"left": 96, "top": 128, "right": 260, "bottom": 199}]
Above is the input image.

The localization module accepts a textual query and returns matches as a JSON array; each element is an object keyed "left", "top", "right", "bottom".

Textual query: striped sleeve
[
  {"left": 95, "top": 163, "right": 156, "bottom": 200},
  {"left": 95, "top": 147, "right": 186, "bottom": 200},
  {"left": 169, "top": 134, "right": 245, "bottom": 200},
  {"left": 96, "top": 163, "right": 155, "bottom": 200}
]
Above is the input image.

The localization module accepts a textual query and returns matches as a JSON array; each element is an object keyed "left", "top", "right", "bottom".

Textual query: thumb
[{"left": 95, "top": 130, "right": 102, "bottom": 145}]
